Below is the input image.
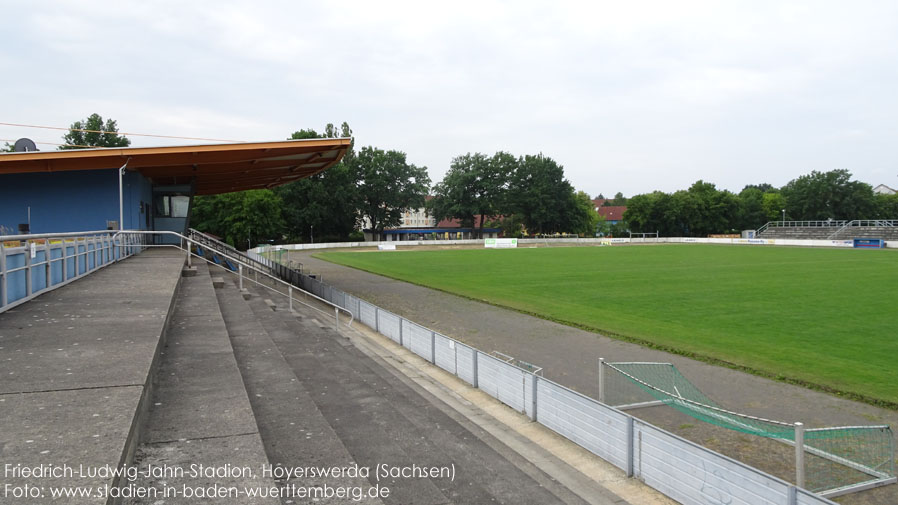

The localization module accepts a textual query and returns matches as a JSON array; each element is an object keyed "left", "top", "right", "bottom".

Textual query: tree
[
  {"left": 737, "top": 187, "right": 767, "bottom": 229},
  {"left": 762, "top": 192, "right": 786, "bottom": 222},
  {"left": 780, "top": 169, "right": 876, "bottom": 220},
  {"left": 874, "top": 193, "right": 898, "bottom": 218},
  {"left": 275, "top": 123, "right": 359, "bottom": 242},
  {"left": 567, "top": 190, "right": 600, "bottom": 236},
  {"left": 60, "top": 113, "right": 130, "bottom": 149},
  {"left": 506, "top": 154, "right": 578, "bottom": 234},
  {"left": 608, "top": 191, "right": 627, "bottom": 206},
  {"left": 191, "top": 190, "right": 285, "bottom": 249},
  {"left": 428, "top": 151, "right": 511, "bottom": 239},
  {"left": 355, "top": 146, "right": 430, "bottom": 235}
]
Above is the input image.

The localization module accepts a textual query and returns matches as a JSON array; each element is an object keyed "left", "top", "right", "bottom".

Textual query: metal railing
[
  {"left": 756, "top": 220, "right": 848, "bottom": 235},
  {"left": 187, "top": 229, "right": 305, "bottom": 287},
  {"left": 827, "top": 220, "right": 898, "bottom": 239},
  {"left": 113, "top": 231, "right": 353, "bottom": 331},
  {"left": 0, "top": 230, "right": 144, "bottom": 313}
]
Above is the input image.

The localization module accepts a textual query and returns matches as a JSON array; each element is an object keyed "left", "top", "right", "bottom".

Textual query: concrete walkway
[{"left": 0, "top": 249, "right": 185, "bottom": 504}]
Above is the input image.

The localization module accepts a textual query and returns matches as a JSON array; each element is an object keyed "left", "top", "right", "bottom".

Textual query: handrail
[
  {"left": 186, "top": 228, "right": 278, "bottom": 272},
  {"left": 1, "top": 230, "right": 144, "bottom": 313},
  {"left": 113, "top": 231, "right": 354, "bottom": 330},
  {"left": 827, "top": 220, "right": 898, "bottom": 239}
]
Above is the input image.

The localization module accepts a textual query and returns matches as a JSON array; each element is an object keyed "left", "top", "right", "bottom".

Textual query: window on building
[{"left": 155, "top": 194, "right": 190, "bottom": 218}]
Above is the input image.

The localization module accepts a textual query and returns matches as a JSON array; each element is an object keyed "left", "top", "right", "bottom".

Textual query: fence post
[
  {"left": 795, "top": 422, "right": 805, "bottom": 489},
  {"left": 374, "top": 307, "right": 379, "bottom": 333},
  {"left": 530, "top": 375, "right": 538, "bottom": 422},
  {"left": 431, "top": 331, "right": 436, "bottom": 364},
  {"left": 472, "top": 351, "right": 479, "bottom": 388},
  {"left": 186, "top": 239, "right": 192, "bottom": 267},
  {"left": 238, "top": 264, "right": 243, "bottom": 290},
  {"left": 626, "top": 416, "right": 635, "bottom": 477},
  {"left": 0, "top": 242, "right": 6, "bottom": 307},
  {"left": 334, "top": 306, "right": 339, "bottom": 330},
  {"left": 25, "top": 242, "right": 32, "bottom": 297},
  {"left": 44, "top": 241, "right": 51, "bottom": 288},
  {"left": 788, "top": 486, "right": 798, "bottom": 505},
  {"left": 288, "top": 285, "right": 293, "bottom": 312},
  {"left": 399, "top": 319, "right": 404, "bottom": 347},
  {"left": 598, "top": 358, "right": 606, "bottom": 404}
]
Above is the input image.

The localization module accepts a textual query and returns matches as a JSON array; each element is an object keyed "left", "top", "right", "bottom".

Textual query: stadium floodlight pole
[{"left": 118, "top": 157, "right": 132, "bottom": 231}]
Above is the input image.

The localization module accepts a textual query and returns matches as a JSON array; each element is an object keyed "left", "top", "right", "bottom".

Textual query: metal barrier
[
  {"left": 0, "top": 230, "right": 144, "bottom": 313},
  {"left": 289, "top": 267, "right": 839, "bottom": 505},
  {"left": 112, "top": 231, "right": 353, "bottom": 332},
  {"left": 827, "top": 220, "right": 898, "bottom": 239}
]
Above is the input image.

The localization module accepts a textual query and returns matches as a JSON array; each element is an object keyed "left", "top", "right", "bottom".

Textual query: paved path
[
  {"left": 0, "top": 249, "right": 185, "bottom": 504},
  {"left": 294, "top": 249, "right": 898, "bottom": 505}
]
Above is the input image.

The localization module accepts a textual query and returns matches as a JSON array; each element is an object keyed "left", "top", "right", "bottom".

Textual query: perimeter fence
[{"left": 245, "top": 250, "right": 841, "bottom": 505}]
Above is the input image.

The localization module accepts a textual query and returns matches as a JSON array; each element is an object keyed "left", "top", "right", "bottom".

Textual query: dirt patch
[{"left": 292, "top": 249, "right": 898, "bottom": 504}]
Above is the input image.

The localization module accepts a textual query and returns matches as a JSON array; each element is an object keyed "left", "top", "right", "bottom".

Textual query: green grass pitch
[{"left": 317, "top": 244, "right": 898, "bottom": 406}]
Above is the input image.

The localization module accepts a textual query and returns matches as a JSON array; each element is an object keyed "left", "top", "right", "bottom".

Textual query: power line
[{"left": 0, "top": 121, "right": 246, "bottom": 143}]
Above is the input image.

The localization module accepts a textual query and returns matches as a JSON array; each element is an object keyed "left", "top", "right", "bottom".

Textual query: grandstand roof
[{"left": 0, "top": 138, "right": 351, "bottom": 195}]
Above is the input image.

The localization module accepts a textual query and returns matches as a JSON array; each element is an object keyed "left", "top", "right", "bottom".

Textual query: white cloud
[{"left": 2, "top": 0, "right": 897, "bottom": 194}]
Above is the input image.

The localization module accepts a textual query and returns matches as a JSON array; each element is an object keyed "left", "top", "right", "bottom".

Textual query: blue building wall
[{"left": 0, "top": 169, "right": 153, "bottom": 234}]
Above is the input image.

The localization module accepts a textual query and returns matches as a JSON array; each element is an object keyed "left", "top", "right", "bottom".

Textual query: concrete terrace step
[
  {"left": 212, "top": 274, "right": 376, "bottom": 504},
  {"left": 126, "top": 261, "right": 277, "bottom": 504},
  {"left": 0, "top": 249, "right": 184, "bottom": 504},
  {"left": 240, "top": 281, "right": 585, "bottom": 505}
]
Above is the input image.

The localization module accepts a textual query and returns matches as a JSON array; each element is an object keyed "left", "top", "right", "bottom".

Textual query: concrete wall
[{"left": 0, "top": 169, "right": 152, "bottom": 233}]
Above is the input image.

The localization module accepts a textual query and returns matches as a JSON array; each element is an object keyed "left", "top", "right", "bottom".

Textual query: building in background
[{"left": 873, "top": 184, "right": 896, "bottom": 195}]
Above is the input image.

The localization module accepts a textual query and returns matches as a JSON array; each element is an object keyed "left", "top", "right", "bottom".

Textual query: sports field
[{"left": 317, "top": 244, "right": 898, "bottom": 406}]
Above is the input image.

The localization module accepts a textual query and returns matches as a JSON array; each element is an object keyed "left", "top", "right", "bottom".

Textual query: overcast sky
[{"left": 2, "top": 1, "right": 897, "bottom": 196}]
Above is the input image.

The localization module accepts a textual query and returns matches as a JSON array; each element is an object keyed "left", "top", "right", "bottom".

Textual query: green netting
[
  {"left": 606, "top": 362, "right": 795, "bottom": 438},
  {"left": 604, "top": 362, "right": 896, "bottom": 494},
  {"left": 805, "top": 426, "right": 895, "bottom": 493}
]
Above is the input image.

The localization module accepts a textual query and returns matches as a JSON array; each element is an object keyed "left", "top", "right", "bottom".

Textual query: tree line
[
  {"left": 23, "top": 114, "right": 896, "bottom": 243},
  {"left": 625, "top": 170, "right": 898, "bottom": 237},
  {"left": 428, "top": 152, "right": 597, "bottom": 238}
]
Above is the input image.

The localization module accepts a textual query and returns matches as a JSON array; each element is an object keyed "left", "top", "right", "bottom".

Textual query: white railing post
[
  {"left": 25, "top": 241, "right": 32, "bottom": 297},
  {"left": 472, "top": 351, "right": 479, "bottom": 388},
  {"left": 795, "top": 422, "right": 805, "bottom": 489},
  {"left": 238, "top": 264, "right": 243, "bottom": 290},
  {"left": 626, "top": 416, "right": 635, "bottom": 477},
  {"left": 0, "top": 241, "right": 6, "bottom": 307},
  {"left": 598, "top": 358, "right": 606, "bottom": 403},
  {"left": 334, "top": 306, "right": 339, "bottom": 330},
  {"left": 288, "top": 285, "right": 293, "bottom": 312},
  {"left": 186, "top": 239, "right": 192, "bottom": 267}
]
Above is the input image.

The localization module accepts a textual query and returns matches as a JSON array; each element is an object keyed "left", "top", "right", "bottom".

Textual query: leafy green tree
[
  {"left": 506, "top": 154, "right": 579, "bottom": 234},
  {"left": 2, "top": 142, "right": 14, "bottom": 152},
  {"left": 623, "top": 191, "right": 675, "bottom": 236},
  {"left": 428, "top": 151, "right": 511, "bottom": 238},
  {"left": 780, "top": 169, "right": 876, "bottom": 220},
  {"left": 59, "top": 113, "right": 130, "bottom": 149},
  {"left": 762, "top": 192, "right": 786, "bottom": 222},
  {"left": 737, "top": 187, "right": 767, "bottom": 229},
  {"left": 191, "top": 190, "right": 285, "bottom": 249},
  {"left": 874, "top": 193, "right": 898, "bottom": 218},
  {"left": 568, "top": 190, "right": 600, "bottom": 236},
  {"left": 485, "top": 215, "right": 526, "bottom": 238},
  {"left": 355, "top": 146, "right": 430, "bottom": 235},
  {"left": 608, "top": 191, "right": 627, "bottom": 206},
  {"left": 275, "top": 123, "right": 358, "bottom": 242}
]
